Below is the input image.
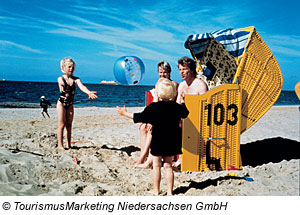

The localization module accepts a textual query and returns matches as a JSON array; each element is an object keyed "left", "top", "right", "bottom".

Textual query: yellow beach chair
[
  {"left": 182, "top": 27, "right": 283, "bottom": 171},
  {"left": 182, "top": 84, "right": 242, "bottom": 172},
  {"left": 294, "top": 81, "right": 300, "bottom": 100},
  {"left": 186, "top": 26, "right": 283, "bottom": 133},
  {"left": 233, "top": 27, "right": 283, "bottom": 133}
]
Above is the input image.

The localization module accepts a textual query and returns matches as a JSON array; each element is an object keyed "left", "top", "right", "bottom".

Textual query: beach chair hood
[
  {"left": 184, "top": 27, "right": 254, "bottom": 61},
  {"left": 184, "top": 26, "right": 283, "bottom": 133}
]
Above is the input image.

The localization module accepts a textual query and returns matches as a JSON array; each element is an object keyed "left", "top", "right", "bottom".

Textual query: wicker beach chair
[
  {"left": 186, "top": 26, "right": 283, "bottom": 133},
  {"left": 232, "top": 27, "right": 283, "bottom": 133},
  {"left": 182, "top": 26, "right": 283, "bottom": 171}
]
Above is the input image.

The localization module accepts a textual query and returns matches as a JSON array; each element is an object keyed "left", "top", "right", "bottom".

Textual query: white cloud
[
  {"left": 40, "top": 6, "right": 185, "bottom": 60},
  {"left": 47, "top": 27, "right": 177, "bottom": 61},
  {"left": 271, "top": 45, "right": 300, "bottom": 58},
  {"left": 264, "top": 34, "right": 300, "bottom": 58},
  {"left": 267, "top": 35, "right": 300, "bottom": 47},
  {"left": 0, "top": 40, "right": 44, "bottom": 54}
]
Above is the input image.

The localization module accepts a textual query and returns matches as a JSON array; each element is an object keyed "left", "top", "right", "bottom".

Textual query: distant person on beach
[
  {"left": 135, "top": 61, "right": 179, "bottom": 169},
  {"left": 40, "top": 96, "right": 52, "bottom": 118},
  {"left": 174, "top": 56, "right": 208, "bottom": 168},
  {"left": 56, "top": 57, "right": 97, "bottom": 150},
  {"left": 116, "top": 78, "right": 189, "bottom": 195}
]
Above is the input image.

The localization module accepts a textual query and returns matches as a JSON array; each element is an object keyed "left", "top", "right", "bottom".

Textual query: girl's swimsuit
[{"left": 58, "top": 76, "right": 78, "bottom": 109}]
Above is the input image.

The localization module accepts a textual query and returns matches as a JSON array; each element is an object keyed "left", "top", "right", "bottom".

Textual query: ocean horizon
[{"left": 0, "top": 80, "right": 299, "bottom": 108}]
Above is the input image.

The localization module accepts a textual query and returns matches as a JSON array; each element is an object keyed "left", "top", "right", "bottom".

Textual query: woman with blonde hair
[{"left": 116, "top": 78, "right": 189, "bottom": 195}]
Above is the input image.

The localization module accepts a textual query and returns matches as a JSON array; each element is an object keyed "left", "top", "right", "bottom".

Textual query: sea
[{"left": 0, "top": 81, "right": 299, "bottom": 108}]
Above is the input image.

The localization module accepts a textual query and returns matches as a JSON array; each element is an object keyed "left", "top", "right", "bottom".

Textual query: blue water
[
  {"left": 0, "top": 81, "right": 153, "bottom": 108},
  {"left": 0, "top": 81, "right": 299, "bottom": 108}
]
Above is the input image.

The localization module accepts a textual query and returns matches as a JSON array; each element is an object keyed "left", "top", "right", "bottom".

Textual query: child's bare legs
[
  {"left": 151, "top": 155, "right": 162, "bottom": 195},
  {"left": 45, "top": 111, "right": 50, "bottom": 118},
  {"left": 57, "top": 101, "right": 66, "bottom": 150},
  {"left": 57, "top": 102, "right": 74, "bottom": 150},
  {"left": 163, "top": 156, "right": 174, "bottom": 195},
  {"left": 41, "top": 111, "right": 45, "bottom": 118},
  {"left": 65, "top": 105, "right": 74, "bottom": 148}
]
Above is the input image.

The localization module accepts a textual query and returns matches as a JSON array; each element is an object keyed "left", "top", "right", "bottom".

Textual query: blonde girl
[{"left": 57, "top": 58, "right": 97, "bottom": 150}]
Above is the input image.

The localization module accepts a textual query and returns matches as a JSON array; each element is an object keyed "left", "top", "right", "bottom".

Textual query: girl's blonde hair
[
  {"left": 155, "top": 78, "right": 177, "bottom": 101},
  {"left": 60, "top": 57, "right": 75, "bottom": 73}
]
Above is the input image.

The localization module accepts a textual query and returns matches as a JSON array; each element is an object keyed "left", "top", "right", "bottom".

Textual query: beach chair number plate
[{"left": 205, "top": 103, "right": 238, "bottom": 126}]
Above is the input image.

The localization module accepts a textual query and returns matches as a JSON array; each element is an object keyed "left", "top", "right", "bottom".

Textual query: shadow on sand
[
  {"left": 101, "top": 145, "right": 140, "bottom": 156},
  {"left": 240, "top": 137, "right": 300, "bottom": 167},
  {"left": 174, "top": 137, "right": 300, "bottom": 195},
  {"left": 173, "top": 175, "right": 246, "bottom": 195}
]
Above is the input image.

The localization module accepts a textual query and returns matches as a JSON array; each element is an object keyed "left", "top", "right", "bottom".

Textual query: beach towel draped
[{"left": 184, "top": 27, "right": 252, "bottom": 59}]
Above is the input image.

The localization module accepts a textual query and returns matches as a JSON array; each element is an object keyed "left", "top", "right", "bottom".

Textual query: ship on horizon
[{"left": 100, "top": 80, "right": 118, "bottom": 85}]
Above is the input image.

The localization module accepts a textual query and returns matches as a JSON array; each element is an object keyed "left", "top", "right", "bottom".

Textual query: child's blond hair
[
  {"left": 60, "top": 57, "right": 75, "bottom": 73},
  {"left": 155, "top": 78, "right": 177, "bottom": 101}
]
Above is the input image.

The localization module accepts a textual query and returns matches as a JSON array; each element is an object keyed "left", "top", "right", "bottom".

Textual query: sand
[{"left": 0, "top": 106, "right": 299, "bottom": 196}]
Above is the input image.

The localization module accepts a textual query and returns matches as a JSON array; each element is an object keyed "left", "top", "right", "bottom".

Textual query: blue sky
[{"left": 0, "top": 0, "right": 299, "bottom": 90}]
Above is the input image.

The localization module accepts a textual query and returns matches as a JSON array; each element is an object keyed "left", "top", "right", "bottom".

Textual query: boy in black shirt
[
  {"left": 116, "top": 78, "right": 189, "bottom": 195},
  {"left": 40, "top": 96, "right": 52, "bottom": 118}
]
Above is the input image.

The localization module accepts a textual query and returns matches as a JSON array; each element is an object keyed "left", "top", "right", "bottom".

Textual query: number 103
[{"left": 204, "top": 103, "right": 238, "bottom": 126}]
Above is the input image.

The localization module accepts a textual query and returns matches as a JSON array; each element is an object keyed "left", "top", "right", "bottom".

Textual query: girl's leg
[
  {"left": 134, "top": 155, "right": 153, "bottom": 169},
  {"left": 163, "top": 156, "right": 174, "bottom": 196},
  {"left": 136, "top": 123, "right": 147, "bottom": 164},
  {"left": 56, "top": 101, "right": 66, "bottom": 150},
  {"left": 151, "top": 155, "right": 162, "bottom": 195},
  {"left": 172, "top": 119, "right": 182, "bottom": 168},
  {"left": 65, "top": 105, "right": 74, "bottom": 149},
  {"left": 134, "top": 129, "right": 153, "bottom": 168}
]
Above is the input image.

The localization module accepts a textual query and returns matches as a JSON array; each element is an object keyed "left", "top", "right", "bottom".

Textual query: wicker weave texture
[{"left": 182, "top": 84, "right": 242, "bottom": 172}]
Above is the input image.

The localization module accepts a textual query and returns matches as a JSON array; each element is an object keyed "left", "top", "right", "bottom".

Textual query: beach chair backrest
[{"left": 232, "top": 27, "right": 283, "bottom": 133}]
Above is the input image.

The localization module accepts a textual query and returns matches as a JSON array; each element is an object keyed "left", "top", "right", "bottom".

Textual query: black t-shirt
[
  {"left": 133, "top": 101, "right": 189, "bottom": 156},
  {"left": 40, "top": 100, "right": 51, "bottom": 109}
]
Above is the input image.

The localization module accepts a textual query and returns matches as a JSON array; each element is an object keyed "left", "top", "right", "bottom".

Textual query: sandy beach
[{"left": 0, "top": 105, "right": 299, "bottom": 196}]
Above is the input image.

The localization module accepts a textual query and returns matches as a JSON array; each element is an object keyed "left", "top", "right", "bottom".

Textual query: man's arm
[
  {"left": 176, "top": 82, "right": 184, "bottom": 104},
  {"left": 196, "top": 79, "right": 208, "bottom": 95}
]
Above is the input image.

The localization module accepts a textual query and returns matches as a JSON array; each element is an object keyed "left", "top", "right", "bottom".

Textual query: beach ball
[{"left": 113, "top": 56, "right": 145, "bottom": 85}]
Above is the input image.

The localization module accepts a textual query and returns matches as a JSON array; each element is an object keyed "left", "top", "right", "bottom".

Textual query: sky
[{"left": 0, "top": 0, "right": 299, "bottom": 90}]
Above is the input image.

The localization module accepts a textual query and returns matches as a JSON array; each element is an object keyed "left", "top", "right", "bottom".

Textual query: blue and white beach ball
[{"left": 113, "top": 56, "right": 145, "bottom": 85}]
